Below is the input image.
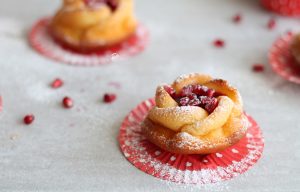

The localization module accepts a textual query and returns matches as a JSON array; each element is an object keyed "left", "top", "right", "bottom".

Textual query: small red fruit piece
[
  {"left": 164, "top": 85, "right": 176, "bottom": 98},
  {"left": 267, "top": 18, "right": 276, "bottom": 30},
  {"left": 103, "top": 93, "right": 117, "bottom": 103},
  {"left": 51, "top": 78, "right": 63, "bottom": 89},
  {"left": 232, "top": 13, "right": 242, "bottom": 23},
  {"left": 24, "top": 114, "right": 35, "bottom": 125},
  {"left": 252, "top": 64, "right": 265, "bottom": 72},
  {"left": 62, "top": 97, "right": 73, "bottom": 108},
  {"left": 180, "top": 85, "right": 194, "bottom": 96},
  {"left": 179, "top": 97, "right": 190, "bottom": 106},
  {"left": 188, "top": 98, "right": 201, "bottom": 106},
  {"left": 106, "top": 0, "right": 118, "bottom": 11},
  {"left": 205, "top": 98, "right": 218, "bottom": 114},
  {"left": 213, "top": 39, "right": 225, "bottom": 48}
]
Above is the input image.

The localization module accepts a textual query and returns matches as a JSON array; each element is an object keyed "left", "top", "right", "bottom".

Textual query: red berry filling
[
  {"left": 103, "top": 93, "right": 117, "bottom": 103},
  {"left": 24, "top": 114, "right": 35, "bottom": 125},
  {"left": 62, "top": 97, "right": 73, "bottom": 108},
  {"left": 84, "top": 0, "right": 118, "bottom": 11},
  {"left": 164, "top": 85, "right": 219, "bottom": 114}
]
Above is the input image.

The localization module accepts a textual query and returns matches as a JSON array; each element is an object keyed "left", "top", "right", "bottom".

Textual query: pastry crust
[
  {"left": 49, "top": 0, "right": 137, "bottom": 52},
  {"left": 141, "top": 73, "right": 248, "bottom": 154},
  {"left": 291, "top": 34, "right": 300, "bottom": 65}
]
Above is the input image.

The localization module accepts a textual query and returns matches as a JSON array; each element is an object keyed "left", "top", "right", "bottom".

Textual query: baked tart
[
  {"left": 49, "top": 0, "right": 137, "bottom": 52},
  {"left": 142, "top": 73, "right": 248, "bottom": 154}
]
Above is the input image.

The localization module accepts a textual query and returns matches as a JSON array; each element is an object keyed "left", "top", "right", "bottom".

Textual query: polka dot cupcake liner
[
  {"left": 269, "top": 32, "right": 300, "bottom": 84},
  {"left": 261, "top": 0, "right": 300, "bottom": 16},
  {"left": 119, "top": 99, "right": 264, "bottom": 184},
  {"left": 29, "top": 17, "right": 149, "bottom": 66}
]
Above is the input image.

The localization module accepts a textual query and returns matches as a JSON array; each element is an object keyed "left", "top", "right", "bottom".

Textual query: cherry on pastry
[
  {"left": 62, "top": 97, "right": 73, "bottom": 108},
  {"left": 24, "top": 114, "right": 35, "bottom": 125}
]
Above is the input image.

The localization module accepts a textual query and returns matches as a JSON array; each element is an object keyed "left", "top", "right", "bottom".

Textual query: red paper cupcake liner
[
  {"left": 261, "top": 0, "right": 300, "bottom": 16},
  {"left": 269, "top": 32, "right": 300, "bottom": 84},
  {"left": 29, "top": 17, "right": 149, "bottom": 66},
  {"left": 0, "top": 96, "right": 2, "bottom": 112},
  {"left": 119, "top": 99, "right": 264, "bottom": 184}
]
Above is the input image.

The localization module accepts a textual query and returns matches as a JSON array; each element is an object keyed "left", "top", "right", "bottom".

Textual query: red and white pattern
[
  {"left": 261, "top": 0, "right": 300, "bottom": 16},
  {"left": 29, "top": 17, "right": 149, "bottom": 66},
  {"left": 119, "top": 99, "right": 264, "bottom": 184},
  {"left": 0, "top": 96, "right": 2, "bottom": 112},
  {"left": 269, "top": 32, "right": 300, "bottom": 84}
]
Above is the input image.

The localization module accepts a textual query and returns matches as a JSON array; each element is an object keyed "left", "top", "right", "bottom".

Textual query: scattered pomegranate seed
[
  {"left": 62, "top": 97, "right": 73, "bottom": 108},
  {"left": 252, "top": 64, "right": 265, "bottom": 72},
  {"left": 267, "top": 18, "right": 276, "bottom": 30},
  {"left": 213, "top": 39, "right": 225, "bottom": 48},
  {"left": 232, "top": 13, "right": 242, "bottom": 23},
  {"left": 51, "top": 78, "right": 63, "bottom": 89},
  {"left": 103, "top": 93, "right": 117, "bottom": 103},
  {"left": 24, "top": 114, "right": 35, "bottom": 125}
]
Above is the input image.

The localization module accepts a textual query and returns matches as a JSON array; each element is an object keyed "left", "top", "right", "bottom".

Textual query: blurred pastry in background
[{"left": 49, "top": 0, "right": 137, "bottom": 52}]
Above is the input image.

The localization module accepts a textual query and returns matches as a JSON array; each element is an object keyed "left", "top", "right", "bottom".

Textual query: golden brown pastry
[
  {"left": 141, "top": 73, "right": 248, "bottom": 154},
  {"left": 49, "top": 0, "right": 137, "bottom": 52},
  {"left": 291, "top": 34, "right": 300, "bottom": 65}
]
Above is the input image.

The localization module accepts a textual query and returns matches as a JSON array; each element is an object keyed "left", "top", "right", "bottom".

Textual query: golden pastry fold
[{"left": 142, "top": 73, "right": 248, "bottom": 154}]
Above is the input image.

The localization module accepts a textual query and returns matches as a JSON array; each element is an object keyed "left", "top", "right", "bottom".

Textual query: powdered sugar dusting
[{"left": 119, "top": 99, "right": 264, "bottom": 185}]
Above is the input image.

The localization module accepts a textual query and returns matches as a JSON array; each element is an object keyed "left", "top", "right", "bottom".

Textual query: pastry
[
  {"left": 49, "top": 0, "right": 137, "bottom": 52},
  {"left": 291, "top": 34, "right": 300, "bottom": 65},
  {"left": 141, "top": 73, "right": 248, "bottom": 154}
]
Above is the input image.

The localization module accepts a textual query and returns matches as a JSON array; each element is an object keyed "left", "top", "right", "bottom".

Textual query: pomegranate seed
[
  {"left": 51, "top": 78, "right": 63, "bottom": 89},
  {"left": 103, "top": 93, "right": 116, "bottom": 103},
  {"left": 180, "top": 85, "right": 194, "bottom": 96},
  {"left": 164, "top": 85, "right": 176, "bottom": 97},
  {"left": 213, "top": 39, "right": 225, "bottom": 48},
  {"left": 179, "top": 97, "right": 190, "bottom": 106},
  {"left": 187, "top": 93, "right": 198, "bottom": 100},
  {"left": 62, "top": 97, "right": 73, "bottom": 108},
  {"left": 267, "top": 18, "right": 276, "bottom": 30},
  {"left": 24, "top": 114, "right": 35, "bottom": 125},
  {"left": 232, "top": 13, "right": 242, "bottom": 23},
  {"left": 199, "top": 96, "right": 212, "bottom": 105},
  {"left": 206, "top": 89, "right": 215, "bottom": 97},
  {"left": 205, "top": 98, "right": 218, "bottom": 113},
  {"left": 252, "top": 64, "right": 265, "bottom": 72},
  {"left": 188, "top": 98, "right": 201, "bottom": 106},
  {"left": 107, "top": 0, "right": 118, "bottom": 11}
]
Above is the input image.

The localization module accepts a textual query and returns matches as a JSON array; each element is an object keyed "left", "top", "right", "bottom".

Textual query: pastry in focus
[
  {"left": 141, "top": 73, "right": 248, "bottom": 154},
  {"left": 291, "top": 34, "right": 300, "bottom": 66},
  {"left": 49, "top": 0, "right": 137, "bottom": 52}
]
